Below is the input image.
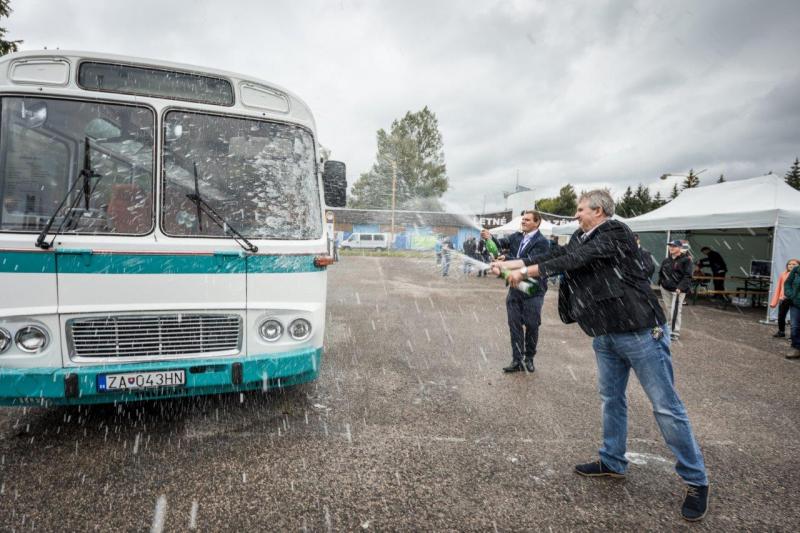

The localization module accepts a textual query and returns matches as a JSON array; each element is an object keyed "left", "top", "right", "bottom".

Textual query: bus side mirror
[{"left": 322, "top": 161, "right": 347, "bottom": 207}]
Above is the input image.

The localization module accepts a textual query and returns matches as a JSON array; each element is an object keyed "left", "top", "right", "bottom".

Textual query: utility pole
[{"left": 390, "top": 160, "right": 397, "bottom": 250}]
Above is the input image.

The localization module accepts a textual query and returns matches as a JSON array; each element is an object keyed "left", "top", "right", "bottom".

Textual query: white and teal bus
[{"left": 0, "top": 50, "right": 346, "bottom": 406}]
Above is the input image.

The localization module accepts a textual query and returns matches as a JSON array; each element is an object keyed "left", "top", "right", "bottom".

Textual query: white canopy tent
[
  {"left": 490, "top": 216, "right": 555, "bottom": 236},
  {"left": 623, "top": 174, "right": 800, "bottom": 320}
]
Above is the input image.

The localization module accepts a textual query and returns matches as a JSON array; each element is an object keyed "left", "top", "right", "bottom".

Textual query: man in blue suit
[{"left": 481, "top": 210, "right": 550, "bottom": 373}]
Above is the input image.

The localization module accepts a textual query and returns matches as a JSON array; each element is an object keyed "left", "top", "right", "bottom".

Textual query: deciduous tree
[
  {"left": 349, "top": 107, "right": 448, "bottom": 210},
  {"left": 536, "top": 184, "right": 577, "bottom": 216},
  {"left": 0, "top": 1, "right": 21, "bottom": 56}
]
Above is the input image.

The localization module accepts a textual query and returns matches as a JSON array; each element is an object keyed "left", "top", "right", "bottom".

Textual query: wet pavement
[{"left": 1, "top": 255, "right": 799, "bottom": 531}]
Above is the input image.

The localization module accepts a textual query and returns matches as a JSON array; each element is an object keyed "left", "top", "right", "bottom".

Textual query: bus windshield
[
  {"left": 162, "top": 111, "right": 322, "bottom": 240},
  {"left": 0, "top": 97, "right": 155, "bottom": 234}
]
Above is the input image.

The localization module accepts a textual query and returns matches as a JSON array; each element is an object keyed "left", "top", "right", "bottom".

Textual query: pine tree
[
  {"left": 634, "top": 184, "right": 652, "bottom": 214},
  {"left": 785, "top": 158, "right": 800, "bottom": 190},
  {"left": 717, "top": 174, "right": 725, "bottom": 183},
  {"left": 616, "top": 186, "right": 635, "bottom": 217},
  {"left": 681, "top": 168, "right": 701, "bottom": 189},
  {"left": 670, "top": 183, "right": 680, "bottom": 200}
]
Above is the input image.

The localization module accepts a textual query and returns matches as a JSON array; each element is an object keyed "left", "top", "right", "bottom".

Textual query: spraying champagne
[{"left": 482, "top": 229, "right": 540, "bottom": 296}]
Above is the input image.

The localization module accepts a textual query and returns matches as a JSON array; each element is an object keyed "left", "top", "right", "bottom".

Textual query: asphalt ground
[{"left": 1, "top": 254, "right": 799, "bottom": 531}]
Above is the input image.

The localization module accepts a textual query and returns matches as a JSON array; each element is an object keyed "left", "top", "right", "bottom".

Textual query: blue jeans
[
  {"left": 790, "top": 305, "right": 800, "bottom": 349},
  {"left": 592, "top": 326, "right": 708, "bottom": 486}
]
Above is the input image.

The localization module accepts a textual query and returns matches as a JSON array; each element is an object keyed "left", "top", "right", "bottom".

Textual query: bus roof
[{"left": 0, "top": 50, "right": 316, "bottom": 129}]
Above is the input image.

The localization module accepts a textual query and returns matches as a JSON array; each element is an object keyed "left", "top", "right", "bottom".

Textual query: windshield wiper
[
  {"left": 185, "top": 164, "right": 258, "bottom": 254},
  {"left": 35, "top": 137, "right": 101, "bottom": 250}
]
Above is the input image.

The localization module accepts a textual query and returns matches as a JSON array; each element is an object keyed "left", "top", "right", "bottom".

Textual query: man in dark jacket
[
  {"left": 698, "top": 246, "right": 727, "bottom": 292},
  {"left": 659, "top": 240, "right": 693, "bottom": 340},
  {"left": 475, "top": 238, "right": 490, "bottom": 277},
  {"left": 494, "top": 190, "right": 709, "bottom": 521},
  {"left": 462, "top": 237, "right": 476, "bottom": 276},
  {"left": 481, "top": 210, "right": 550, "bottom": 373}
]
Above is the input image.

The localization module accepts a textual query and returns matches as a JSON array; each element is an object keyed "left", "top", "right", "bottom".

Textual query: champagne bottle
[
  {"left": 499, "top": 269, "right": 540, "bottom": 296},
  {"left": 484, "top": 237, "right": 499, "bottom": 258}
]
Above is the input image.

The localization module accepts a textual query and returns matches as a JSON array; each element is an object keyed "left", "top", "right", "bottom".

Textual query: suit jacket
[
  {"left": 531, "top": 220, "right": 665, "bottom": 336},
  {"left": 492, "top": 230, "right": 550, "bottom": 296}
]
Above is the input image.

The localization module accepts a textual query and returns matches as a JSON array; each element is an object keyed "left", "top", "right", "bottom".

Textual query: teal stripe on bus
[
  {"left": 247, "top": 255, "right": 322, "bottom": 273},
  {"left": 56, "top": 252, "right": 247, "bottom": 274},
  {"left": 0, "top": 251, "right": 56, "bottom": 273},
  {"left": 0, "top": 251, "right": 322, "bottom": 274}
]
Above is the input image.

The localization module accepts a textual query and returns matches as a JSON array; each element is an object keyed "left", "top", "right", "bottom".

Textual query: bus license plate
[{"left": 97, "top": 370, "right": 186, "bottom": 392}]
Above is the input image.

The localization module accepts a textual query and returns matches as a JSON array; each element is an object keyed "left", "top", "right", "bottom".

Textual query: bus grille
[{"left": 67, "top": 314, "right": 242, "bottom": 358}]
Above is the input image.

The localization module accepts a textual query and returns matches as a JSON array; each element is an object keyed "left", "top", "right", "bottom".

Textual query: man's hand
[{"left": 508, "top": 270, "right": 524, "bottom": 287}]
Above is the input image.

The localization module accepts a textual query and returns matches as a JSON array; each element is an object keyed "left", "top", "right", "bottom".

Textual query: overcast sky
[{"left": 8, "top": 0, "right": 799, "bottom": 213}]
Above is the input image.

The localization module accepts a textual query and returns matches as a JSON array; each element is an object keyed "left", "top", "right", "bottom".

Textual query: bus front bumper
[{"left": 0, "top": 348, "right": 322, "bottom": 406}]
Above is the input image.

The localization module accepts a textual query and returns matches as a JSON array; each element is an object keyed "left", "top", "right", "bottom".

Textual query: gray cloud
[{"left": 7, "top": 0, "right": 799, "bottom": 213}]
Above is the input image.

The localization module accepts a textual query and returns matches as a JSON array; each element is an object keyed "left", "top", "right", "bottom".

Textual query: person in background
[
  {"left": 441, "top": 238, "right": 452, "bottom": 277},
  {"left": 634, "top": 234, "right": 656, "bottom": 280},
  {"left": 476, "top": 237, "right": 489, "bottom": 277},
  {"left": 698, "top": 246, "right": 727, "bottom": 292},
  {"left": 783, "top": 262, "right": 800, "bottom": 359},
  {"left": 434, "top": 237, "right": 442, "bottom": 266},
  {"left": 770, "top": 259, "right": 799, "bottom": 339},
  {"left": 658, "top": 240, "right": 693, "bottom": 340},
  {"left": 462, "top": 237, "right": 476, "bottom": 276}
]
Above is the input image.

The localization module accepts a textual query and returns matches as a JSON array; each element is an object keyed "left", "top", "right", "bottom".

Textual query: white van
[{"left": 340, "top": 232, "right": 389, "bottom": 250}]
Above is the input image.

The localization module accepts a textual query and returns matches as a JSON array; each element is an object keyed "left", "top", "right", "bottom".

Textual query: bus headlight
[
  {"left": 0, "top": 328, "right": 11, "bottom": 353},
  {"left": 288, "top": 319, "right": 312, "bottom": 341},
  {"left": 15, "top": 326, "right": 48, "bottom": 353},
  {"left": 259, "top": 319, "right": 283, "bottom": 342}
]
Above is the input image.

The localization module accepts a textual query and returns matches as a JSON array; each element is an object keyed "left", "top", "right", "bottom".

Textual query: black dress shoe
[
  {"left": 574, "top": 460, "right": 626, "bottom": 478},
  {"left": 681, "top": 484, "right": 710, "bottom": 521},
  {"left": 774, "top": 331, "right": 786, "bottom": 338},
  {"left": 503, "top": 363, "right": 524, "bottom": 373},
  {"left": 524, "top": 359, "right": 535, "bottom": 373}
]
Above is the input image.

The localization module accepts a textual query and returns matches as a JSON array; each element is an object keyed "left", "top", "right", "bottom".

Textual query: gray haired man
[{"left": 493, "top": 190, "right": 710, "bottom": 521}]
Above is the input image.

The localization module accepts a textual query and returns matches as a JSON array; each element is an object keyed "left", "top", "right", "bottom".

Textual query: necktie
[{"left": 518, "top": 235, "right": 531, "bottom": 256}]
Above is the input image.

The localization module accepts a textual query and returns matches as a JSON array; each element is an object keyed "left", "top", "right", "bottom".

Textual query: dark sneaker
[
  {"left": 503, "top": 362, "right": 524, "bottom": 373},
  {"left": 574, "top": 460, "right": 625, "bottom": 478},
  {"left": 773, "top": 331, "right": 786, "bottom": 338},
  {"left": 681, "top": 484, "right": 709, "bottom": 521},
  {"left": 524, "top": 359, "right": 535, "bottom": 373}
]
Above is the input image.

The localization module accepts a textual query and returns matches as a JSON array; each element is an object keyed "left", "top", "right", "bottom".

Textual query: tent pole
[
  {"left": 763, "top": 218, "right": 780, "bottom": 324},
  {"left": 666, "top": 230, "right": 671, "bottom": 259}
]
